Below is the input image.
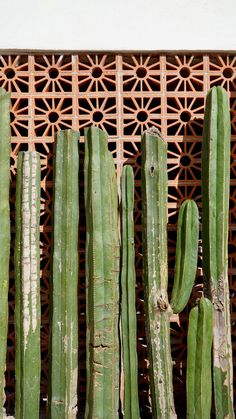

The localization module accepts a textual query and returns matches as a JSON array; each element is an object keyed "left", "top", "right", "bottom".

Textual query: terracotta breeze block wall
[{"left": 2, "top": 53, "right": 236, "bottom": 417}]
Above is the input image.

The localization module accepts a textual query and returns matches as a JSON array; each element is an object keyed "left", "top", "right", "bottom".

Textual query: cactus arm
[
  {"left": 121, "top": 165, "right": 140, "bottom": 419},
  {"left": 49, "top": 130, "right": 79, "bottom": 419},
  {"left": 187, "top": 298, "right": 213, "bottom": 419},
  {"left": 84, "top": 127, "right": 119, "bottom": 419},
  {"left": 0, "top": 88, "right": 10, "bottom": 417},
  {"left": 171, "top": 199, "right": 199, "bottom": 314},
  {"left": 202, "top": 86, "right": 234, "bottom": 418},
  {"left": 141, "top": 129, "right": 176, "bottom": 419},
  {"left": 15, "top": 151, "right": 41, "bottom": 418}
]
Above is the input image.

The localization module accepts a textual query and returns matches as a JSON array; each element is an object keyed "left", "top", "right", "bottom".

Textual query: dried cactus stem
[
  {"left": 0, "top": 88, "right": 10, "bottom": 418},
  {"left": 49, "top": 130, "right": 79, "bottom": 419},
  {"left": 187, "top": 297, "right": 213, "bottom": 419},
  {"left": 141, "top": 130, "right": 176, "bottom": 419},
  {"left": 121, "top": 165, "right": 140, "bottom": 418},
  {"left": 84, "top": 127, "right": 120, "bottom": 419},
  {"left": 171, "top": 199, "right": 199, "bottom": 314},
  {"left": 15, "top": 151, "right": 41, "bottom": 418},
  {"left": 202, "top": 86, "right": 234, "bottom": 418}
]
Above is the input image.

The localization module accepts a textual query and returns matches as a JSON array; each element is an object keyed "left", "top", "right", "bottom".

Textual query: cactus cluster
[{"left": 0, "top": 84, "right": 234, "bottom": 419}]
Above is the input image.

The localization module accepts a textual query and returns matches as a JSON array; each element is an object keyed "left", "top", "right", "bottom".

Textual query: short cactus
[{"left": 187, "top": 297, "right": 213, "bottom": 419}]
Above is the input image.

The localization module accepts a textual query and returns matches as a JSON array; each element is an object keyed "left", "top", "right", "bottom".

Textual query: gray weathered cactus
[
  {"left": 15, "top": 151, "right": 41, "bottom": 419},
  {"left": 49, "top": 130, "right": 80, "bottom": 419},
  {"left": 202, "top": 86, "right": 234, "bottom": 418},
  {"left": 0, "top": 88, "right": 10, "bottom": 418},
  {"left": 187, "top": 297, "right": 213, "bottom": 419},
  {"left": 121, "top": 165, "right": 140, "bottom": 419},
  {"left": 141, "top": 128, "right": 176, "bottom": 419},
  {"left": 84, "top": 126, "right": 120, "bottom": 419}
]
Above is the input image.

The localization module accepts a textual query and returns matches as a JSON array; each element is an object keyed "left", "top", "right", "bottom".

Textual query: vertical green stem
[
  {"left": 49, "top": 130, "right": 79, "bottom": 419},
  {"left": 187, "top": 297, "right": 213, "bottom": 419},
  {"left": 141, "top": 128, "right": 176, "bottom": 419},
  {"left": 15, "top": 151, "right": 41, "bottom": 418},
  {"left": 121, "top": 165, "right": 140, "bottom": 419},
  {"left": 0, "top": 88, "right": 10, "bottom": 418},
  {"left": 202, "top": 86, "right": 234, "bottom": 418},
  {"left": 84, "top": 126, "right": 120, "bottom": 419}
]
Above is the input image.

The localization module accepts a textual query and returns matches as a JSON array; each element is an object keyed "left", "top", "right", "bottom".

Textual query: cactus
[
  {"left": 15, "top": 151, "right": 41, "bottom": 418},
  {"left": 0, "top": 88, "right": 10, "bottom": 417},
  {"left": 121, "top": 165, "right": 140, "bottom": 419},
  {"left": 202, "top": 86, "right": 234, "bottom": 418},
  {"left": 84, "top": 126, "right": 120, "bottom": 419},
  {"left": 49, "top": 130, "right": 79, "bottom": 419},
  {"left": 187, "top": 297, "right": 213, "bottom": 419},
  {"left": 141, "top": 128, "right": 176, "bottom": 419},
  {"left": 171, "top": 199, "right": 199, "bottom": 314}
]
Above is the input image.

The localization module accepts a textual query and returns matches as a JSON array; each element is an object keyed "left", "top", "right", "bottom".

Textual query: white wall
[{"left": 2, "top": 0, "right": 236, "bottom": 51}]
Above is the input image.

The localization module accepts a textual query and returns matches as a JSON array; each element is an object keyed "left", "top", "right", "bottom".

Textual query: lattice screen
[{"left": 2, "top": 53, "right": 236, "bottom": 417}]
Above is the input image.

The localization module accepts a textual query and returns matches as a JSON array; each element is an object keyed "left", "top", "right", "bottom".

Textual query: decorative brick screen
[{"left": 2, "top": 53, "right": 236, "bottom": 417}]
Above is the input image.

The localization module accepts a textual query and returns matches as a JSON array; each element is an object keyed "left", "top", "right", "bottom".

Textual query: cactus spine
[
  {"left": 84, "top": 126, "right": 120, "bottom": 419},
  {"left": 49, "top": 130, "right": 79, "bottom": 419},
  {"left": 171, "top": 199, "right": 199, "bottom": 314},
  {"left": 141, "top": 128, "right": 176, "bottom": 419},
  {"left": 0, "top": 88, "right": 10, "bottom": 418},
  {"left": 187, "top": 297, "right": 213, "bottom": 419},
  {"left": 202, "top": 86, "right": 234, "bottom": 418},
  {"left": 121, "top": 165, "right": 140, "bottom": 419},
  {"left": 15, "top": 151, "right": 41, "bottom": 418}
]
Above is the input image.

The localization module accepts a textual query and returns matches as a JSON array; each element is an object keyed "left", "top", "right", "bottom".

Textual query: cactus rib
[
  {"left": 84, "top": 126, "right": 120, "bottom": 419},
  {"left": 171, "top": 199, "right": 199, "bottom": 314},
  {"left": 49, "top": 130, "right": 79, "bottom": 419},
  {"left": 0, "top": 88, "right": 10, "bottom": 418},
  {"left": 187, "top": 297, "right": 213, "bottom": 419},
  {"left": 121, "top": 165, "right": 140, "bottom": 419},
  {"left": 15, "top": 151, "right": 41, "bottom": 418},
  {"left": 202, "top": 86, "right": 234, "bottom": 418},
  {"left": 141, "top": 128, "right": 176, "bottom": 419}
]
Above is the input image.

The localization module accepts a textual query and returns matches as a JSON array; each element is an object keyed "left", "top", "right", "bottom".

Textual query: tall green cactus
[
  {"left": 49, "top": 130, "right": 79, "bottom": 419},
  {"left": 187, "top": 297, "right": 213, "bottom": 419},
  {"left": 141, "top": 128, "right": 176, "bottom": 419},
  {"left": 202, "top": 86, "right": 234, "bottom": 418},
  {"left": 171, "top": 199, "right": 199, "bottom": 314},
  {"left": 121, "top": 165, "right": 140, "bottom": 419},
  {"left": 84, "top": 126, "right": 120, "bottom": 419},
  {"left": 15, "top": 151, "right": 41, "bottom": 419},
  {"left": 0, "top": 88, "right": 10, "bottom": 418}
]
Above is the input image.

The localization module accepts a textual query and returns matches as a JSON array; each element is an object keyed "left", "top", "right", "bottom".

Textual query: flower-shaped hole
[
  {"left": 180, "top": 110, "right": 191, "bottom": 123},
  {"left": 137, "top": 110, "right": 148, "bottom": 122},
  {"left": 223, "top": 67, "right": 234, "bottom": 79},
  {"left": 92, "top": 67, "right": 103, "bottom": 79},
  {"left": 49, "top": 67, "right": 59, "bottom": 79},
  {"left": 136, "top": 67, "right": 147, "bottom": 79},
  {"left": 5, "top": 68, "right": 15, "bottom": 79},
  {"left": 48, "top": 112, "right": 59, "bottom": 123},
  {"left": 93, "top": 111, "right": 103, "bottom": 122},
  {"left": 180, "top": 154, "right": 191, "bottom": 167},
  {"left": 179, "top": 67, "right": 191, "bottom": 79},
  {"left": 10, "top": 112, "right": 15, "bottom": 122}
]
